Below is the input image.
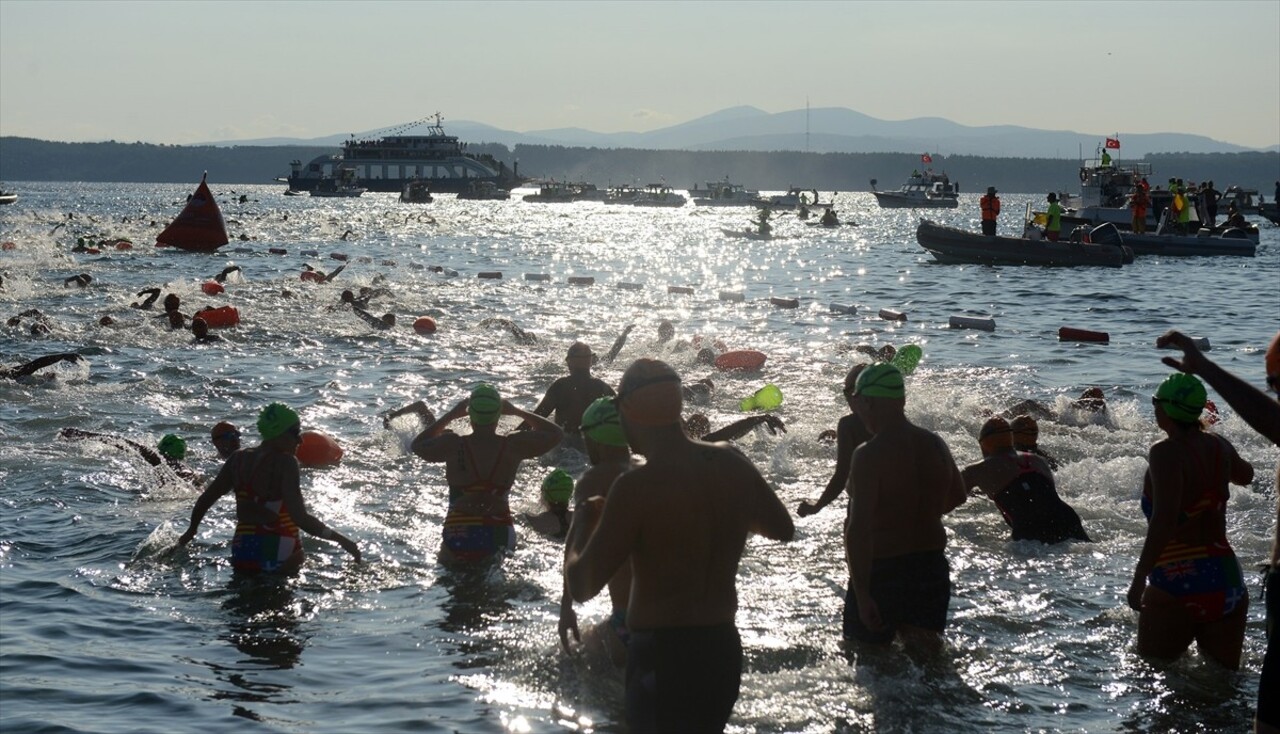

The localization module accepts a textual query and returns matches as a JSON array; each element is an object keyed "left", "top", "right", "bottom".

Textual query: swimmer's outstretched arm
[
  {"left": 384, "top": 400, "right": 436, "bottom": 428},
  {"left": 178, "top": 459, "right": 236, "bottom": 545},
  {"left": 702, "top": 415, "right": 786, "bottom": 443},
  {"left": 1158, "top": 329, "right": 1280, "bottom": 445},
  {"left": 799, "top": 416, "right": 866, "bottom": 517},
  {"left": 602, "top": 324, "right": 635, "bottom": 364},
  {"left": 9, "top": 353, "right": 81, "bottom": 379}
]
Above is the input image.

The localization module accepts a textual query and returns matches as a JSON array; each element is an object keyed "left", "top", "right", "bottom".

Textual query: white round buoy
[
  {"left": 719, "top": 291, "right": 745, "bottom": 302},
  {"left": 524, "top": 273, "right": 551, "bottom": 282},
  {"left": 668, "top": 285, "right": 695, "bottom": 295},
  {"left": 829, "top": 303, "right": 856, "bottom": 315}
]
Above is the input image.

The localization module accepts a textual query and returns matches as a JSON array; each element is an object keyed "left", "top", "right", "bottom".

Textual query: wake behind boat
[
  {"left": 0, "top": 186, "right": 16, "bottom": 205},
  {"left": 916, "top": 219, "right": 1129, "bottom": 267}
]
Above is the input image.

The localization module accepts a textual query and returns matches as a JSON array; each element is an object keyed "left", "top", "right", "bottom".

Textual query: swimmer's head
[
  {"left": 380, "top": 313, "right": 396, "bottom": 328},
  {"left": 580, "top": 397, "right": 627, "bottom": 447},
  {"left": 257, "top": 402, "right": 301, "bottom": 442},
  {"left": 852, "top": 363, "right": 904, "bottom": 400},
  {"left": 211, "top": 421, "right": 240, "bottom": 458},
  {"left": 158, "top": 434, "right": 187, "bottom": 460},
  {"left": 167, "top": 310, "right": 185, "bottom": 330},
  {"left": 468, "top": 384, "right": 502, "bottom": 426},
  {"left": 657, "top": 320, "right": 675, "bottom": 343},
  {"left": 541, "top": 469, "right": 574, "bottom": 507},
  {"left": 684, "top": 413, "right": 710, "bottom": 439},
  {"left": 191, "top": 317, "right": 209, "bottom": 338},
  {"left": 566, "top": 342, "right": 593, "bottom": 369},
  {"left": 163, "top": 294, "right": 180, "bottom": 312},
  {"left": 1267, "top": 331, "right": 1280, "bottom": 394},
  {"left": 842, "top": 363, "right": 868, "bottom": 401},
  {"left": 1154, "top": 373, "right": 1206, "bottom": 424},
  {"left": 1010, "top": 414, "right": 1039, "bottom": 447},
  {"left": 695, "top": 347, "right": 716, "bottom": 366},
  {"left": 341, "top": 290, "right": 354, "bottom": 303},
  {"left": 978, "top": 417, "right": 1014, "bottom": 455},
  {"left": 618, "top": 359, "right": 682, "bottom": 427},
  {"left": 98, "top": 316, "right": 115, "bottom": 327}
]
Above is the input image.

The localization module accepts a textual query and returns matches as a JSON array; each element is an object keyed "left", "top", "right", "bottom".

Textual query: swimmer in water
[
  {"left": 411, "top": 384, "right": 563, "bottom": 566},
  {"left": 1, "top": 352, "right": 82, "bottom": 380},
  {"left": 564, "top": 359, "right": 793, "bottom": 730},
  {"left": 530, "top": 342, "right": 615, "bottom": 435},
  {"left": 559, "top": 396, "right": 642, "bottom": 668},
  {"left": 799, "top": 364, "right": 873, "bottom": 518},
  {"left": 59, "top": 428, "right": 200, "bottom": 484},
  {"left": 177, "top": 402, "right": 361, "bottom": 573},
  {"left": 961, "top": 417, "right": 1089, "bottom": 544}
]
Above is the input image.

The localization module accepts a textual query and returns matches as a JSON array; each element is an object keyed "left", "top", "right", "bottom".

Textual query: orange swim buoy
[
  {"left": 0, "top": 241, "right": 16, "bottom": 251},
  {"left": 201, "top": 280, "right": 225, "bottom": 295},
  {"left": 113, "top": 240, "right": 133, "bottom": 250},
  {"left": 296, "top": 430, "right": 343, "bottom": 467},
  {"left": 413, "top": 316, "right": 438, "bottom": 334},
  {"left": 300, "top": 271, "right": 323, "bottom": 283},
  {"left": 196, "top": 305, "right": 240, "bottom": 328},
  {"left": 714, "top": 349, "right": 767, "bottom": 372}
]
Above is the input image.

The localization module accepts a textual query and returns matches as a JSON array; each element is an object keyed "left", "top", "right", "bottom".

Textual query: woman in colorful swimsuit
[
  {"left": 411, "top": 384, "right": 563, "bottom": 566},
  {"left": 1128, "top": 373, "right": 1254, "bottom": 669},
  {"left": 178, "top": 403, "right": 361, "bottom": 573}
]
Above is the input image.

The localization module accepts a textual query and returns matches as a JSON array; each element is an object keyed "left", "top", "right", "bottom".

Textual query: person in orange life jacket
[{"left": 980, "top": 187, "right": 1000, "bottom": 236}]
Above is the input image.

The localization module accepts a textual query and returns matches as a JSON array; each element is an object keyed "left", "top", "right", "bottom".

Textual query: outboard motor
[
  {"left": 1220, "top": 228, "right": 1249, "bottom": 239},
  {"left": 1088, "top": 222, "right": 1123, "bottom": 246}
]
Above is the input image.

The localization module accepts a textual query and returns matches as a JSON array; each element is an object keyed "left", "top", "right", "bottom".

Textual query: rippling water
[{"left": 1, "top": 182, "right": 1277, "bottom": 733}]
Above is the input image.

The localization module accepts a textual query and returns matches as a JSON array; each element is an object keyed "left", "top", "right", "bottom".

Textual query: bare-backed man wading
[
  {"left": 565, "top": 359, "right": 794, "bottom": 733},
  {"left": 845, "top": 363, "right": 966, "bottom": 656}
]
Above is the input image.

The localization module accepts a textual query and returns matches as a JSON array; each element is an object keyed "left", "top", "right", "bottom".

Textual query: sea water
[{"left": 1, "top": 182, "right": 1276, "bottom": 733}]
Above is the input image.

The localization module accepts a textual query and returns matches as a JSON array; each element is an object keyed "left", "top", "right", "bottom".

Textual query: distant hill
[{"left": 201, "top": 106, "right": 1275, "bottom": 159}]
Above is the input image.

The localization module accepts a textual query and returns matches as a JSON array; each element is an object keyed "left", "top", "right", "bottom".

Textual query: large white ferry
[{"left": 287, "top": 114, "right": 522, "bottom": 194}]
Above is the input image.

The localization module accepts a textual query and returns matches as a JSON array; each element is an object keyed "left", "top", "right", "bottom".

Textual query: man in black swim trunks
[
  {"left": 565, "top": 359, "right": 794, "bottom": 732},
  {"left": 845, "top": 363, "right": 966, "bottom": 656}
]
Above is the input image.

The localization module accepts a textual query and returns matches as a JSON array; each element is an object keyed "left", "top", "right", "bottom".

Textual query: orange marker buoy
[
  {"left": 113, "top": 240, "right": 133, "bottom": 250},
  {"left": 413, "top": 316, "right": 438, "bottom": 334},
  {"left": 0, "top": 241, "right": 16, "bottom": 251},
  {"left": 296, "top": 430, "right": 343, "bottom": 467},
  {"left": 201, "top": 281, "right": 225, "bottom": 295},
  {"left": 1058, "top": 326, "right": 1109, "bottom": 343},
  {"left": 714, "top": 349, "right": 768, "bottom": 372},
  {"left": 268, "top": 247, "right": 287, "bottom": 255},
  {"left": 196, "top": 305, "right": 240, "bottom": 328}
]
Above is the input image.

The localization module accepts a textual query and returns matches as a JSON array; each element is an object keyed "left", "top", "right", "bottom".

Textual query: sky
[{"left": 2, "top": 0, "right": 1278, "bottom": 149}]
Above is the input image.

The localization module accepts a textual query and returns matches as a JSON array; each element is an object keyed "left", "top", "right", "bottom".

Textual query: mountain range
[{"left": 208, "top": 106, "right": 1277, "bottom": 158}]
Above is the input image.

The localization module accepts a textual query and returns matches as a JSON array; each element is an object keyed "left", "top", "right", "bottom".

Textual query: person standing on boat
[
  {"left": 1203, "top": 181, "right": 1221, "bottom": 227},
  {"left": 1045, "top": 193, "right": 1064, "bottom": 242},
  {"left": 1130, "top": 185, "right": 1150, "bottom": 234},
  {"left": 980, "top": 187, "right": 1000, "bottom": 236}
]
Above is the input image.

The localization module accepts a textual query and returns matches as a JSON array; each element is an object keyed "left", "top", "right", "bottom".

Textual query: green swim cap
[
  {"left": 468, "top": 384, "right": 502, "bottom": 426},
  {"left": 853, "top": 363, "right": 905, "bottom": 399},
  {"left": 158, "top": 434, "right": 187, "bottom": 460},
  {"left": 541, "top": 469, "right": 574, "bottom": 505},
  {"left": 580, "top": 397, "right": 627, "bottom": 447},
  {"left": 1154, "top": 373, "right": 1206, "bottom": 423},
  {"left": 257, "top": 402, "right": 300, "bottom": 441}
]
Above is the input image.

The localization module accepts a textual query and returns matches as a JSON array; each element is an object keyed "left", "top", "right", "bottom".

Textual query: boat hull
[
  {"left": 916, "top": 220, "right": 1126, "bottom": 267},
  {"left": 1119, "top": 231, "right": 1256, "bottom": 257}
]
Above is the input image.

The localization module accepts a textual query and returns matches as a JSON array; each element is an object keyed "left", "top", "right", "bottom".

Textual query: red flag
[
  {"left": 1105, "top": 137, "right": 1120, "bottom": 149},
  {"left": 921, "top": 153, "right": 933, "bottom": 164}
]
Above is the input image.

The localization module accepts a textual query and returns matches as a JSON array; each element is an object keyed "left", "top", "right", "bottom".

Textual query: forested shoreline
[{"left": 2, "top": 136, "right": 1276, "bottom": 194}]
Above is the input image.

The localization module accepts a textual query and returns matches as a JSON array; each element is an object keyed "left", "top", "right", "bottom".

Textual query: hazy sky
[{"left": 2, "top": 0, "right": 1278, "bottom": 148}]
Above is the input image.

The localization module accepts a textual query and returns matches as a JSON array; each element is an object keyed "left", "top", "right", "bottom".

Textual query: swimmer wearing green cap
[
  {"left": 844, "top": 359, "right": 966, "bottom": 651},
  {"left": 522, "top": 468, "right": 576, "bottom": 540},
  {"left": 58, "top": 426, "right": 200, "bottom": 484},
  {"left": 560, "top": 396, "right": 642, "bottom": 666},
  {"left": 798, "top": 363, "right": 874, "bottom": 518},
  {"left": 411, "top": 384, "right": 564, "bottom": 566},
  {"left": 1130, "top": 371, "right": 1254, "bottom": 670},
  {"left": 178, "top": 401, "right": 361, "bottom": 573}
]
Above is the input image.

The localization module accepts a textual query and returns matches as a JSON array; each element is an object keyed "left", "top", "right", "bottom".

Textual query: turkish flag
[
  {"left": 921, "top": 153, "right": 933, "bottom": 164},
  {"left": 1105, "top": 137, "right": 1120, "bottom": 149}
]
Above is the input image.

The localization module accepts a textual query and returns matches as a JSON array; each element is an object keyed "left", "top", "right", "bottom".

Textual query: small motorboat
[
  {"left": 916, "top": 219, "right": 1129, "bottom": 267},
  {"left": 872, "top": 172, "right": 959, "bottom": 209},
  {"left": 399, "top": 179, "right": 434, "bottom": 204},
  {"left": 283, "top": 189, "right": 305, "bottom": 196},
  {"left": 0, "top": 187, "right": 16, "bottom": 205}
]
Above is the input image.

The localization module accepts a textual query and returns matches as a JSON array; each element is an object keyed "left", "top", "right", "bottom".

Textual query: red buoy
[{"left": 1058, "top": 326, "right": 1109, "bottom": 343}]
